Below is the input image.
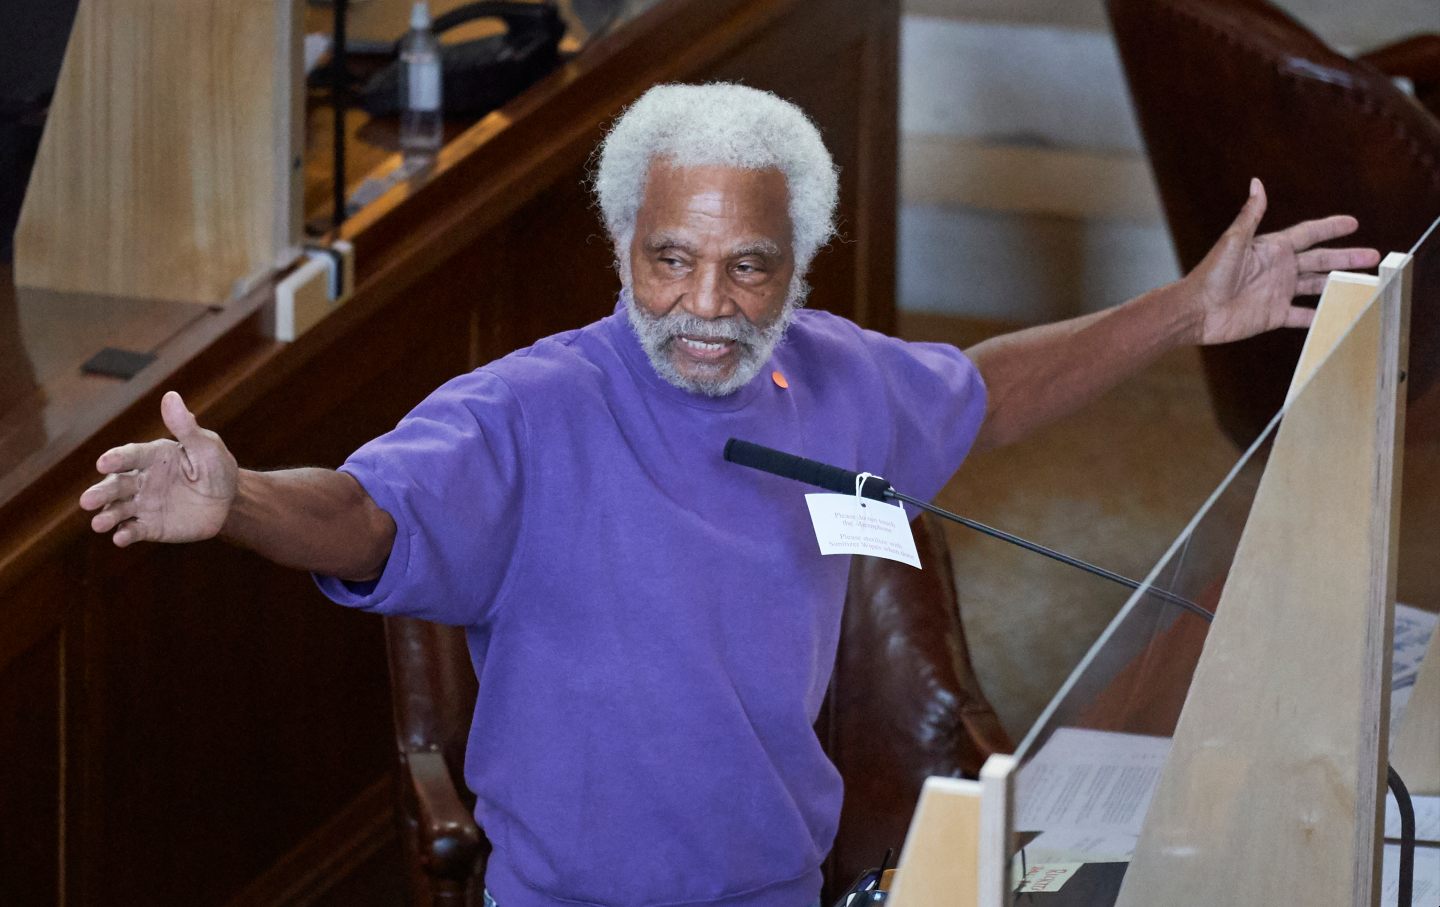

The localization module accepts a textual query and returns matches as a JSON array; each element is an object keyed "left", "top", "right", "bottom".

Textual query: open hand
[
  {"left": 79, "top": 391, "right": 237, "bottom": 547},
  {"left": 1186, "top": 178, "right": 1381, "bottom": 345}
]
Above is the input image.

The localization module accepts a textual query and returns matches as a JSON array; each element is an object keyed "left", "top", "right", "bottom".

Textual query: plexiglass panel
[
  {"left": 1006, "top": 415, "right": 1273, "bottom": 901},
  {"left": 1000, "top": 224, "right": 1431, "bottom": 902}
]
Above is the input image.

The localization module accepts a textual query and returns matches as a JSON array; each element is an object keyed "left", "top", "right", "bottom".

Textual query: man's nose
[{"left": 684, "top": 265, "right": 732, "bottom": 320}]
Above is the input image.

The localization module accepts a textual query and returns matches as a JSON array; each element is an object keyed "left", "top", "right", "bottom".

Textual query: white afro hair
[{"left": 592, "top": 82, "right": 839, "bottom": 282}]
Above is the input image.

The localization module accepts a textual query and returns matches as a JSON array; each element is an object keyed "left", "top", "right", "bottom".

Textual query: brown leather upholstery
[
  {"left": 1362, "top": 34, "right": 1440, "bottom": 119},
  {"left": 823, "top": 511, "right": 1013, "bottom": 895},
  {"left": 385, "top": 512, "right": 1012, "bottom": 905},
  {"left": 1105, "top": 0, "right": 1440, "bottom": 448}
]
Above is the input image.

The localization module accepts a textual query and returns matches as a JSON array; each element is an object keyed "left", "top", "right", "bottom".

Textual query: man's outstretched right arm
[{"left": 79, "top": 390, "right": 396, "bottom": 583}]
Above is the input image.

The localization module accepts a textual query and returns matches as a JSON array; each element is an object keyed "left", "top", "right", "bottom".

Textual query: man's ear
[{"left": 616, "top": 230, "right": 636, "bottom": 286}]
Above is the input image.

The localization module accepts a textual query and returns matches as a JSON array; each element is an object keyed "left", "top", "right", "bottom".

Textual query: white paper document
[
  {"left": 1386, "top": 793, "right": 1440, "bottom": 845},
  {"left": 1015, "top": 728, "right": 1171, "bottom": 836},
  {"left": 1022, "top": 828, "right": 1138, "bottom": 864},
  {"left": 1380, "top": 843, "right": 1440, "bottom": 907}
]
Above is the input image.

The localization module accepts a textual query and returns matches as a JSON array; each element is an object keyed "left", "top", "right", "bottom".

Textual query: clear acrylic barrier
[
  {"left": 1001, "top": 222, "right": 1433, "bottom": 902},
  {"left": 1006, "top": 412, "right": 1272, "bottom": 901}
]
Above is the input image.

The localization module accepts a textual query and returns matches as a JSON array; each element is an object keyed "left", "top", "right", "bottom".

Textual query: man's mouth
[{"left": 674, "top": 334, "right": 737, "bottom": 362}]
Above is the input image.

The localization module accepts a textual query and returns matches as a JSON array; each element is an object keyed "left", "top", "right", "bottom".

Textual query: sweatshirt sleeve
[
  {"left": 859, "top": 328, "right": 988, "bottom": 506},
  {"left": 312, "top": 369, "right": 528, "bottom": 627}
]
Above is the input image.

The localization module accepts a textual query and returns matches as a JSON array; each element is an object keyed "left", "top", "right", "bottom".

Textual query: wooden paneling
[
  {"left": 79, "top": 541, "right": 391, "bottom": 904},
  {"left": 0, "top": 560, "right": 73, "bottom": 907},
  {"left": 0, "top": 636, "right": 62, "bottom": 907},
  {"left": 15, "top": 0, "right": 302, "bottom": 303},
  {"left": 74, "top": 259, "right": 474, "bottom": 905}
]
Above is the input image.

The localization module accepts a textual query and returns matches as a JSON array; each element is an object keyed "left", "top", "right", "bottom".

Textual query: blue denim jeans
[{"left": 484, "top": 892, "right": 821, "bottom": 907}]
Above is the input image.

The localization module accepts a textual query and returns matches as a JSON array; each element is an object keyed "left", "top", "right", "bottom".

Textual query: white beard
[{"left": 623, "top": 280, "right": 807, "bottom": 397}]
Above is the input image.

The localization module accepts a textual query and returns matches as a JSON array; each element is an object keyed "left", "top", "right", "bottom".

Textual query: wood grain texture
[
  {"left": 0, "top": 564, "right": 67, "bottom": 907},
  {"left": 888, "top": 776, "right": 983, "bottom": 907},
  {"left": 977, "top": 755, "right": 1014, "bottom": 907},
  {"left": 222, "top": 776, "right": 395, "bottom": 907},
  {"left": 1115, "top": 258, "right": 1411, "bottom": 907},
  {"left": 14, "top": 0, "right": 302, "bottom": 304},
  {"left": 1286, "top": 272, "right": 1382, "bottom": 405},
  {"left": 1390, "top": 260, "right": 1436, "bottom": 796}
]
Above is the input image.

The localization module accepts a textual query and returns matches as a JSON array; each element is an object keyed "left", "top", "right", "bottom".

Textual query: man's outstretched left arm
[{"left": 965, "top": 178, "right": 1381, "bottom": 452}]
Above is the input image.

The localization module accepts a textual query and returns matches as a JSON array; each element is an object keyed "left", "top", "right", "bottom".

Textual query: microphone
[
  {"left": 723, "top": 438, "right": 892, "bottom": 501},
  {"left": 721, "top": 437, "right": 1216, "bottom": 624}
]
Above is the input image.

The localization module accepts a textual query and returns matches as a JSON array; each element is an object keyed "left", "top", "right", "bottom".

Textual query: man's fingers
[
  {"left": 1296, "top": 275, "right": 1329, "bottom": 296},
  {"left": 1274, "top": 214, "right": 1360, "bottom": 252},
  {"left": 112, "top": 519, "right": 149, "bottom": 548},
  {"left": 1284, "top": 305, "right": 1317, "bottom": 330},
  {"left": 1226, "top": 178, "right": 1267, "bottom": 240},
  {"left": 1295, "top": 246, "right": 1381, "bottom": 274},
  {"left": 96, "top": 442, "right": 154, "bottom": 475},
  {"left": 160, "top": 391, "right": 204, "bottom": 445},
  {"left": 79, "top": 472, "right": 139, "bottom": 511},
  {"left": 91, "top": 499, "right": 138, "bottom": 534}
]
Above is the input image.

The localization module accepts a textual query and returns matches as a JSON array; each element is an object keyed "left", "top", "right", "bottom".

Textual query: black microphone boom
[
  {"left": 723, "top": 438, "right": 1213, "bottom": 623},
  {"left": 723, "top": 438, "right": 892, "bottom": 500}
]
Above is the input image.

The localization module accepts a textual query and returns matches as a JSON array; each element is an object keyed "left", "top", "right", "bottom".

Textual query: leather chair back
[{"left": 1105, "top": 0, "right": 1440, "bottom": 446}]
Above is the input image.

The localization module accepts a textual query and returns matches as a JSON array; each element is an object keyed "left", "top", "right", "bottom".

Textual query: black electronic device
[
  {"left": 81, "top": 347, "right": 157, "bottom": 380},
  {"left": 357, "top": 1, "right": 566, "bottom": 118}
]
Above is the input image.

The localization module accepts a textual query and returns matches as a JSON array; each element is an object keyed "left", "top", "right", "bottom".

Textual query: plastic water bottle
[{"left": 399, "top": 1, "right": 443, "bottom": 164}]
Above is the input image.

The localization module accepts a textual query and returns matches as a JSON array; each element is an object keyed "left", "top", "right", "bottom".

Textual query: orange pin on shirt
[{"left": 771, "top": 370, "right": 789, "bottom": 389}]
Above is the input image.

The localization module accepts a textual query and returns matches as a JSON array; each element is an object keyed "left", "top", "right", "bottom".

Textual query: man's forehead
[{"left": 635, "top": 162, "right": 792, "bottom": 245}]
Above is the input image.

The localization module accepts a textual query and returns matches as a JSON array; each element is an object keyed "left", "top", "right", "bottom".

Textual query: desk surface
[{"left": 0, "top": 273, "right": 271, "bottom": 509}]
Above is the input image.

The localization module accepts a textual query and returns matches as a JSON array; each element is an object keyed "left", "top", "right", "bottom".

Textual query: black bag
[{"left": 358, "top": 1, "right": 565, "bottom": 118}]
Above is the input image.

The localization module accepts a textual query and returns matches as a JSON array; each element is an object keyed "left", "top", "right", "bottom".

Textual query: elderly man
[{"left": 80, "top": 83, "right": 1376, "bottom": 907}]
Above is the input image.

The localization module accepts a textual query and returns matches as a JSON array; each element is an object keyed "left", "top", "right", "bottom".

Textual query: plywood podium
[
  {"left": 888, "top": 251, "right": 1431, "bottom": 907},
  {"left": 14, "top": 0, "right": 303, "bottom": 304}
]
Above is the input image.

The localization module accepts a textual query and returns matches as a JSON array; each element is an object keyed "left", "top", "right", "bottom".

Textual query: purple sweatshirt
[{"left": 316, "top": 302, "right": 986, "bottom": 907}]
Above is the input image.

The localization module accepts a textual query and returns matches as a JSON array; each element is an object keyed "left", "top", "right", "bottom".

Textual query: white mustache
[{"left": 652, "top": 314, "right": 753, "bottom": 345}]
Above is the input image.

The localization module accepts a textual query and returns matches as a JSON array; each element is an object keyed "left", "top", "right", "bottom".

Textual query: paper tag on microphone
[{"left": 804, "top": 494, "right": 921, "bottom": 568}]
